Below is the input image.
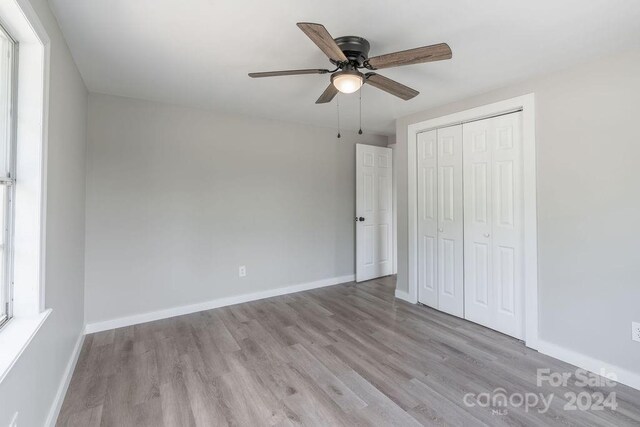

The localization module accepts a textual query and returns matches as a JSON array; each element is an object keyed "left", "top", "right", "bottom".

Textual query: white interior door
[
  {"left": 356, "top": 144, "right": 393, "bottom": 282},
  {"left": 417, "top": 130, "right": 438, "bottom": 307},
  {"left": 436, "top": 126, "right": 464, "bottom": 317},
  {"left": 463, "top": 112, "right": 524, "bottom": 339}
]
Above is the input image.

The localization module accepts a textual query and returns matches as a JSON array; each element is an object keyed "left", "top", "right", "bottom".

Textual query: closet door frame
[{"left": 405, "top": 94, "right": 539, "bottom": 350}]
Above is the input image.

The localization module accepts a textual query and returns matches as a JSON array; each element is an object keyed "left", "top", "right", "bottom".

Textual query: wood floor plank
[
  {"left": 59, "top": 405, "right": 103, "bottom": 427},
  {"left": 180, "top": 353, "right": 229, "bottom": 426},
  {"left": 57, "top": 277, "right": 640, "bottom": 426},
  {"left": 286, "top": 343, "right": 368, "bottom": 412},
  {"left": 159, "top": 376, "right": 197, "bottom": 427}
]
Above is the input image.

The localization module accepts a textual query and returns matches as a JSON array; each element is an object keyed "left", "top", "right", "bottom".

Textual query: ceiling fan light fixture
[{"left": 331, "top": 70, "right": 363, "bottom": 94}]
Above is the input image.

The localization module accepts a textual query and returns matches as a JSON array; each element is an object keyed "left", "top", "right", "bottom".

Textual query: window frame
[
  {"left": 0, "top": 20, "right": 17, "bottom": 329},
  {"left": 0, "top": 0, "right": 51, "bottom": 386}
]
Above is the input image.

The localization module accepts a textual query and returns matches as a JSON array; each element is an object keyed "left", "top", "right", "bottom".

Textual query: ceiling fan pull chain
[
  {"left": 336, "top": 95, "right": 341, "bottom": 139},
  {"left": 358, "top": 88, "right": 363, "bottom": 135}
]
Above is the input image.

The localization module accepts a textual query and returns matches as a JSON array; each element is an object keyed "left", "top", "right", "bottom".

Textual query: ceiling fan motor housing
[{"left": 333, "top": 36, "right": 370, "bottom": 67}]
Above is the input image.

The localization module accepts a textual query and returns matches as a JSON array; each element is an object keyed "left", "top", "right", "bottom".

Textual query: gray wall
[
  {"left": 85, "top": 94, "right": 387, "bottom": 324},
  {"left": 0, "top": 0, "right": 88, "bottom": 425},
  {"left": 395, "top": 50, "right": 640, "bottom": 374}
]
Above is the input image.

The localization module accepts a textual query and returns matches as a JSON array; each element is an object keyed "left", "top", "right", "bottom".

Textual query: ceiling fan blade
[
  {"left": 365, "top": 73, "right": 419, "bottom": 100},
  {"left": 316, "top": 83, "right": 339, "bottom": 104},
  {"left": 248, "top": 69, "right": 330, "bottom": 78},
  {"left": 297, "top": 22, "right": 348, "bottom": 63},
  {"left": 367, "top": 43, "right": 452, "bottom": 70}
]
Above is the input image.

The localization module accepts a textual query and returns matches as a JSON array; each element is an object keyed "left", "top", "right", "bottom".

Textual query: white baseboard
[
  {"left": 537, "top": 340, "right": 640, "bottom": 391},
  {"left": 45, "top": 332, "right": 85, "bottom": 427},
  {"left": 85, "top": 274, "right": 355, "bottom": 334},
  {"left": 394, "top": 288, "right": 417, "bottom": 304}
]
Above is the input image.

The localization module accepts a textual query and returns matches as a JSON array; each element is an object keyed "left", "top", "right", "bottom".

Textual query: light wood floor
[{"left": 57, "top": 276, "right": 640, "bottom": 426}]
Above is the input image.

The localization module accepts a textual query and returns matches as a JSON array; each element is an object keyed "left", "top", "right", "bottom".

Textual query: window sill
[{"left": 0, "top": 309, "right": 51, "bottom": 384}]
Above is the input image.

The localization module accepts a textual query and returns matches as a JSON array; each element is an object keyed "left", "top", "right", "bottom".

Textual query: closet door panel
[
  {"left": 463, "top": 112, "right": 524, "bottom": 340},
  {"left": 436, "top": 126, "right": 464, "bottom": 317},
  {"left": 463, "top": 122, "right": 493, "bottom": 326},
  {"left": 417, "top": 130, "right": 438, "bottom": 307},
  {"left": 491, "top": 113, "right": 524, "bottom": 338}
]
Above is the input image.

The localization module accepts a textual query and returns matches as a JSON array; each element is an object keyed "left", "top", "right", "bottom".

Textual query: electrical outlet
[
  {"left": 632, "top": 322, "right": 640, "bottom": 343},
  {"left": 9, "top": 412, "right": 18, "bottom": 427},
  {"left": 238, "top": 265, "right": 246, "bottom": 277}
]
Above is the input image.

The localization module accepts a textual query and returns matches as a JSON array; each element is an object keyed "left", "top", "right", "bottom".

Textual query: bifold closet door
[
  {"left": 417, "top": 130, "right": 438, "bottom": 307},
  {"left": 436, "top": 126, "right": 464, "bottom": 317},
  {"left": 463, "top": 112, "right": 524, "bottom": 339},
  {"left": 417, "top": 126, "right": 464, "bottom": 317}
]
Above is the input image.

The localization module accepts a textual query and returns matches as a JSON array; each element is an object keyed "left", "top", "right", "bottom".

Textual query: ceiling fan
[{"left": 249, "top": 22, "right": 452, "bottom": 104}]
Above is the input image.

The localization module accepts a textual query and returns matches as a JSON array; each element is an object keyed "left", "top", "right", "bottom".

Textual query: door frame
[
  {"left": 406, "top": 93, "right": 539, "bottom": 349},
  {"left": 388, "top": 142, "right": 398, "bottom": 276}
]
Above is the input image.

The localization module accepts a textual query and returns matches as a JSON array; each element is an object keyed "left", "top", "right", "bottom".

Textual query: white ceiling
[{"left": 48, "top": 0, "right": 640, "bottom": 135}]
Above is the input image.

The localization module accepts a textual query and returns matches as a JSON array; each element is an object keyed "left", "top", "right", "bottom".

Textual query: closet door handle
[
  {"left": 483, "top": 233, "right": 490, "bottom": 238},
  {"left": 438, "top": 227, "right": 444, "bottom": 233}
]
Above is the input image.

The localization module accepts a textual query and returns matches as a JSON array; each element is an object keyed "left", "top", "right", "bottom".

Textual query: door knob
[
  {"left": 438, "top": 228, "right": 443, "bottom": 233},
  {"left": 359, "top": 217, "right": 365, "bottom": 222},
  {"left": 355, "top": 217, "right": 365, "bottom": 222},
  {"left": 484, "top": 233, "right": 490, "bottom": 238}
]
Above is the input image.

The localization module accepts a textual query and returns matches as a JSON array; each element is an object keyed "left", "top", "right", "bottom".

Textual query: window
[{"left": 0, "top": 22, "right": 16, "bottom": 328}]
